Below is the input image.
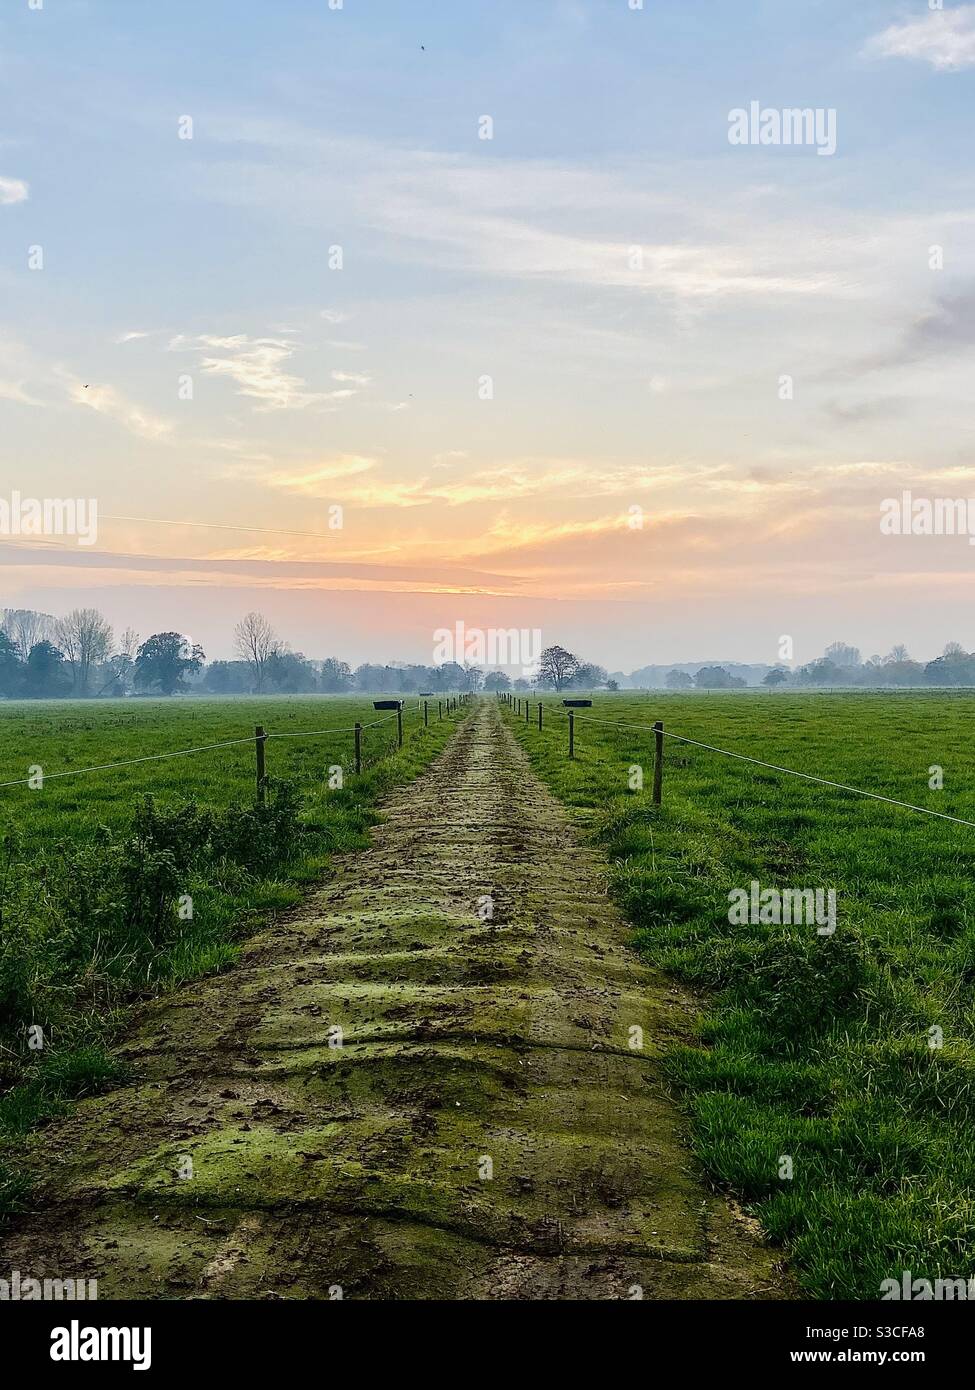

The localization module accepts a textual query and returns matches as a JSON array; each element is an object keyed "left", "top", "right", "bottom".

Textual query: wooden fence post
[
  {"left": 397, "top": 706, "right": 403, "bottom": 748},
  {"left": 653, "top": 720, "right": 664, "bottom": 805},
  {"left": 568, "top": 711, "right": 575, "bottom": 759},
  {"left": 525, "top": 700, "right": 530, "bottom": 724},
  {"left": 354, "top": 722, "right": 362, "bottom": 775},
  {"left": 439, "top": 700, "right": 443, "bottom": 720},
  {"left": 255, "top": 725, "right": 267, "bottom": 806},
  {"left": 537, "top": 702, "right": 542, "bottom": 730},
  {"left": 424, "top": 700, "right": 429, "bottom": 727}
]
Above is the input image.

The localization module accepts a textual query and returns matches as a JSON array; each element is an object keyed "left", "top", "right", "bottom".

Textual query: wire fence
[
  {"left": 0, "top": 696, "right": 473, "bottom": 799},
  {"left": 498, "top": 691, "right": 975, "bottom": 831}
]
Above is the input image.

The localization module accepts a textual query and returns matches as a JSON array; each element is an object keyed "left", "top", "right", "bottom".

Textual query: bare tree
[
  {"left": 96, "top": 626, "right": 141, "bottom": 695},
  {"left": 118, "top": 627, "right": 140, "bottom": 662},
  {"left": 234, "top": 611, "right": 279, "bottom": 692},
  {"left": 824, "top": 641, "right": 861, "bottom": 668},
  {"left": 1, "top": 608, "right": 54, "bottom": 661},
  {"left": 53, "top": 608, "right": 113, "bottom": 695}
]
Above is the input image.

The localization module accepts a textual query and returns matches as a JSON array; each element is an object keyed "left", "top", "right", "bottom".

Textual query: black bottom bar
[{"left": 1, "top": 1298, "right": 958, "bottom": 1374}]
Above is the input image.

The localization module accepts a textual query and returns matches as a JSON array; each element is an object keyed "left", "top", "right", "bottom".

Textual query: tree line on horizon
[
  {"left": 0, "top": 610, "right": 612, "bottom": 699},
  {"left": 2, "top": 611, "right": 972, "bottom": 698},
  {"left": 756, "top": 641, "right": 975, "bottom": 690},
  {"left": 630, "top": 641, "right": 975, "bottom": 689}
]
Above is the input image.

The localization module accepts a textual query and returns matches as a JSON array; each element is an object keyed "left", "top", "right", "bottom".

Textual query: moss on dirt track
[{"left": 0, "top": 701, "right": 792, "bottom": 1300}]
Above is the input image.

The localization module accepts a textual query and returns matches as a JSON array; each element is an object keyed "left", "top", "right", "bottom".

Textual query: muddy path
[{"left": 1, "top": 700, "right": 791, "bottom": 1300}]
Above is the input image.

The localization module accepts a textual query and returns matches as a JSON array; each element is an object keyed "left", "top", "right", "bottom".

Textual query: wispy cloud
[
  {"left": 190, "top": 125, "right": 848, "bottom": 302},
  {"left": 0, "top": 176, "right": 28, "bottom": 205},
  {"left": 224, "top": 455, "right": 379, "bottom": 493},
  {"left": 245, "top": 454, "right": 726, "bottom": 510},
  {"left": 865, "top": 6, "right": 975, "bottom": 71},
  {"left": 376, "top": 206, "right": 839, "bottom": 299},
  {"left": 0, "top": 380, "right": 40, "bottom": 406},
  {"left": 0, "top": 335, "right": 44, "bottom": 406},
  {"left": 169, "top": 333, "right": 324, "bottom": 411},
  {"left": 66, "top": 380, "right": 173, "bottom": 440},
  {"left": 168, "top": 333, "right": 368, "bottom": 411}
]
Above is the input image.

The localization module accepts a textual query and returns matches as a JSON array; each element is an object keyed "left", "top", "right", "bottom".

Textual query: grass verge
[
  {"left": 504, "top": 691, "right": 975, "bottom": 1298},
  {"left": 0, "top": 698, "right": 464, "bottom": 1212}
]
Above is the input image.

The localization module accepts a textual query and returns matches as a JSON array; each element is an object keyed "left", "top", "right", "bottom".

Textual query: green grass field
[
  {"left": 0, "top": 694, "right": 461, "bottom": 1207},
  {"left": 0, "top": 695, "right": 436, "bottom": 846},
  {"left": 503, "top": 689, "right": 975, "bottom": 1299},
  {"left": 7, "top": 687, "right": 975, "bottom": 1298}
]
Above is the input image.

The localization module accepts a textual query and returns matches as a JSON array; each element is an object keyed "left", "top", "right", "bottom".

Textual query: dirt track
[{"left": 1, "top": 700, "right": 791, "bottom": 1299}]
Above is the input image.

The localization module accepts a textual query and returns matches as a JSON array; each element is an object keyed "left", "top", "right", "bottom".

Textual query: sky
[{"left": 2, "top": 0, "right": 975, "bottom": 672}]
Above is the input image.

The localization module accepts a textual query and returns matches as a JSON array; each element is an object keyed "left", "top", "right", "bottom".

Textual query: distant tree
[
  {"left": 665, "top": 669, "right": 694, "bottom": 690},
  {"left": 569, "top": 662, "right": 608, "bottom": 689},
  {"left": 94, "top": 626, "right": 141, "bottom": 696},
  {"left": 605, "top": 678, "right": 619, "bottom": 692},
  {"left": 824, "top": 642, "right": 861, "bottom": 668},
  {"left": 54, "top": 608, "right": 112, "bottom": 696},
  {"left": 943, "top": 641, "right": 966, "bottom": 658},
  {"left": 763, "top": 667, "right": 790, "bottom": 688},
  {"left": 925, "top": 651, "right": 975, "bottom": 686},
  {"left": 441, "top": 662, "right": 467, "bottom": 691},
  {"left": 512, "top": 677, "right": 530, "bottom": 691},
  {"left": 538, "top": 645, "right": 579, "bottom": 691},
  {"left": 203, "top": 660, "right": 251, "bottom": 694},
  {"left": 463, "top": 663, "right": 484, "bottom": 692},
  {"left": 134, "top": 632, "right": 205, "bottom": 695},
  {"left": 353, "top": 663, "right": 384, "bottom": 692},
  {"left": 0, "top": 631, "right": 22, "bottom": 697},
  {"left": 319, "top": 657, "right": 353, "bottom": 693},
  {"left": 875, "top": 659, "right": 925, "bottom": 686},
  {"left": 796, "top": 658, "right": 856, "bottom": 686},
  {"left": 265, "top": 649, "right": 318, "bottom": 693},
  {"left": 694, "top": 665, "right": 745, "bottom": 689},
  {"left": 483, "top": 670, "right": 512, "bottom": 691},
  {"left": 1, "top": 608, "right": 53, "bottom": 661},
  {"left": 23, "top": 640, "right": 69, "bottom": 698},
  {"left": 376, "top": 665, "right": 404, "bottom": 692},
  {"left": 234, "top": 612, "right": 278, "bottom": 693}
]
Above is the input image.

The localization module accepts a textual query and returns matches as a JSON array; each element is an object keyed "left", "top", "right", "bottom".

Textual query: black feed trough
[
  {"left": 562, "top": 699, "right": 592, "bottom": 707},
  {"left": 418, "top": 691, "right": 435, "bottom": 697},
  {"left": 372, "top": 700, "right": 403, "bottom": 710}
]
